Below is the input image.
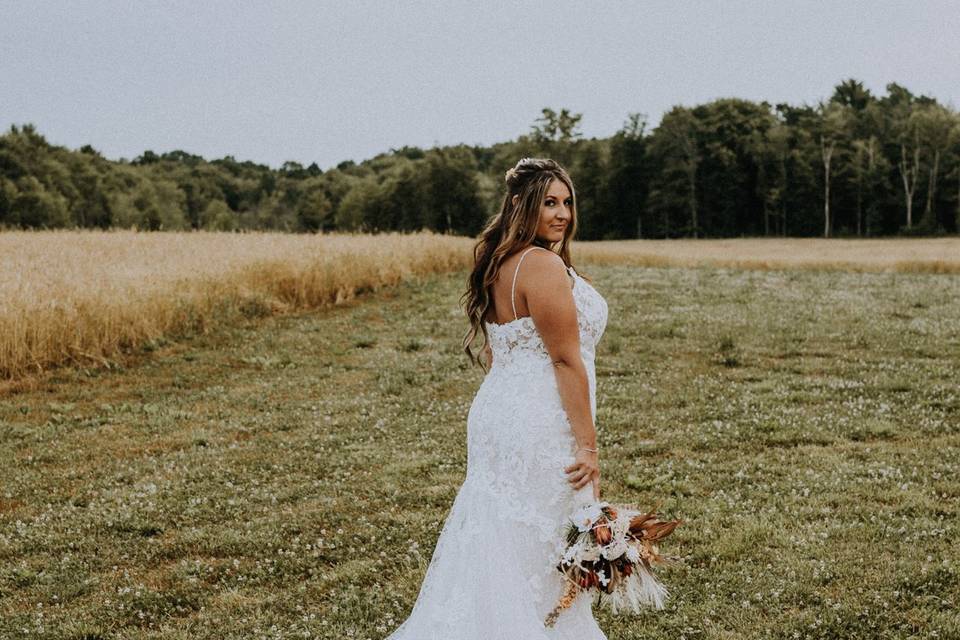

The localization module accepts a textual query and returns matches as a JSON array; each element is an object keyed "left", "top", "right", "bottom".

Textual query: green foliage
[
  {"left": 531, "top": 107, "right": 584, "bottom": 145},
  {"left": 296, "top": 176, "right": 333, "bottom": 231},
  {"left": 2, "top": 80, "right": 960, "bottom": 237},
  {"left": 603, "top": 113, "right": 650, "bottom": 239},
  {"left": 199, "top": 200, "right": 237, "bottom": 231},
  {"left": 335, "top": 176, "right": 380, "bottom": 231}
]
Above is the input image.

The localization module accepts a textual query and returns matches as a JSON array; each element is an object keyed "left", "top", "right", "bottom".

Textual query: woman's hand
[{"left": 564, "top": 449, "right": 600, "bottom": 500}]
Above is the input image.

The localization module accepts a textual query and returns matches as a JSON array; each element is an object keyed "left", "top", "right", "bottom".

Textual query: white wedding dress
[{"left": 386, "top": 246, "right": 609, "bottom": 639}]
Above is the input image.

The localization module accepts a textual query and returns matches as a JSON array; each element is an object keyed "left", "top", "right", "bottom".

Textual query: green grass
[{"left": 1, "top": 265, "right": 959, "bottom": 639}]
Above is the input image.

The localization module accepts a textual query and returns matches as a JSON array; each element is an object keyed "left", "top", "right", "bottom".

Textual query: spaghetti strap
[{"left": 511, "top": 246, "right": 539, "bottom": 321}]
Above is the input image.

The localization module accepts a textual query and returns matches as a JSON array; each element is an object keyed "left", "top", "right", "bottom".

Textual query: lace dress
[{"left": 385, "top": 247, "right": 609, "bottom": 639}]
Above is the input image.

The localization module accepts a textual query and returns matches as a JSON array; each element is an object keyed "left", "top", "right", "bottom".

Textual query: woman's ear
[{"left": 511, "top": 194, "right": 518, "bottom": 207}]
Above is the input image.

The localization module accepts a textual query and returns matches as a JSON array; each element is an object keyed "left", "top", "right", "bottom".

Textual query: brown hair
[{"left": 460, "top": 157, "right": 582, "bottom": 371}]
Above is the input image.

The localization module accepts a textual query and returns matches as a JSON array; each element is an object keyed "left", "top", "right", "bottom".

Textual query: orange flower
[
  {"left": 594, "top": 521, "right": 612, "bottom": 545},
  {"left": 544, "top": 580, "right": 581, "bottom": 627}
]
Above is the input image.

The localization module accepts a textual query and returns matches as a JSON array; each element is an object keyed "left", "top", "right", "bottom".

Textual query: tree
[
  {"left": 153, "top": 179, "right": 189, "bottom": 230},
  {"left": 569, "top": 139, "right": 609, "bottom": 240},
  {"left": 423, "top": 146, "right": 484, "bottom": 235},
  {"left": 67, "top": 155, "right": 111, "bottom": 228},
  {"left": 605, "top": 113, "right": 649, "bottom": 238},
  {"left": 689, "top": 99, "right": 778, "bottom": 237},
  {"left": 831, "top": 78, "right": 874, "bottom": 111},
  {"left": 531, "top": 108, "right": 583, "bottom": 144},
  {"left": 897, "top": 121, "right": 922, "bottom": 230},
  {"left": 335, "top": 177, "right": 380, "bottom": 232},
  {"left": 200, "top": 200, "right": 238, "bottom": 231},
  {"left": 12, "top": 176, "right": 70, "bottom": 227},
  {"left": 817, "top": 101, "right": 853, "bottom": 237},
  {"left": 133, "top": 150, "right": 161, "bottom": 165},
  {"left": 880, "top": 83, "right": 925, "bottom": 230},
  {"left": 913, "top": 103, "right": 956, "bottom": 231},
  {"left": 378, "top": 158, "right": 429, "bottom": 231},
  {"left": 647, "top": 106, "right": 701, "bottom": 237},
  {"left": 750, "top": 119, "right": 790, "bottom": 236},
  {"left": 281, "top": 161, "right": 307, "bottom": 179},
  {"left": 774, "top": 103, "right": 822, "bottom": 236},
  {"left": 180, "top": 170, "right": 224, "bottom": 229},
  {"left": 851, "top": 137, "right": 874, "bottom": 236},
  {"left": 0, "top": 177, "right": 16, "bottom": 226},
  {"left": 529, "top": 108, "right": 583, "bottom": 167},
  {"left": 950, "top": 118, "right": 960, "bottom": 232},
  {"left": 296, "top": 177, "right": 334, "bottom": 232},
  {"left": 2, "top": 85, "right": 958, "bottom": 238}
]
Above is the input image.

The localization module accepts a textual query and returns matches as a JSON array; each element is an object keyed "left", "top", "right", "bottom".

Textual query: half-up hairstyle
[{"left": 460, "top": 157, "right": 582, "bottom": 371}]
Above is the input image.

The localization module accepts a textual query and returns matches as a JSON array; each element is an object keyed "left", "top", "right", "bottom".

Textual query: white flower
[
  {"left": 563, "top": 541, "right": 582, "bottom": 563},
  {"left": 580, "top": 543, "right": 601, "bottom": 562},
  {"left": 611, "top": 515, "right": 630, "bottom": 538},
  {"left": 601, "top": 537, "right": 628, "bottom": 560},
  {"left": 569, "top": 501, "right": 609, "bottom": 532}
]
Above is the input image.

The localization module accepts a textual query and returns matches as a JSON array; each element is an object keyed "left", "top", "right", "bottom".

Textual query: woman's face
[{"left": 514, "top": 178, "right": 573, "bottom": 244}]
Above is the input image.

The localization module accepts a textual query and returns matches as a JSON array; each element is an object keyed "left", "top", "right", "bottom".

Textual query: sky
[{"left": 2, "top": 1, "right": 959, "bottom": 171}]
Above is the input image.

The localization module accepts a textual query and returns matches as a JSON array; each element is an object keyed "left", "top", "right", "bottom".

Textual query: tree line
[{"left": 2, "top": 79, "right": 958, "bottom": 238}]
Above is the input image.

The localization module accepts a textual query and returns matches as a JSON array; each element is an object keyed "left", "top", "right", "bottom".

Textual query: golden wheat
[
  {"left": 572, "top": 237, "right": 960, "bottom": 274},
  {"left": 0, "top": 229, "right": 473, "bottom": 382}
]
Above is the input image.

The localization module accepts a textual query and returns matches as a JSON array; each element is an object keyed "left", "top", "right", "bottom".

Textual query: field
[
  {"left": 576, "top": 237, "right": 960, "bottom": 273},
  {"left": 1, "top": 234, "right": 959, "bottom": 638},
  {"left": 3, "top": 231, "right": 959, "bottom": 387},
  {"left": 0, "top": 229, "right": 473, "bottom": 383}
]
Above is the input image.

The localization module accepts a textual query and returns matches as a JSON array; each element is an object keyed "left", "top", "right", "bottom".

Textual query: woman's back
[{"left": 485, "top": 246, "right": 576, "bottom": 326}]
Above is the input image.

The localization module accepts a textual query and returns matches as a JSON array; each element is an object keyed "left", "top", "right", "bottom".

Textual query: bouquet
[{"left": 544, "top": 501, "right": 681, "bottom": 627}]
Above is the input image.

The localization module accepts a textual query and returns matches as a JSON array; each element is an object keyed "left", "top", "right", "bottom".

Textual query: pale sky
[{"left": 2, "top": 1, "right": 958, "bottom": 170}]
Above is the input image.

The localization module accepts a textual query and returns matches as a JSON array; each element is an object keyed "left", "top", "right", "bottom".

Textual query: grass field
[{"left": 2, "top": 259, "right": 958, "bottom": 639}]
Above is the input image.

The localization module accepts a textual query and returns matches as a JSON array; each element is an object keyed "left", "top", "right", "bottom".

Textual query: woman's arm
[{"left": 521, "top": 251, "right": 599, "bottom": 496}]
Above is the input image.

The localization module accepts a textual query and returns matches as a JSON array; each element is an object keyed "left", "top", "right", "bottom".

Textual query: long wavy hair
[{"left": 460, "top": 157, "right": 586, "bottom": 371}]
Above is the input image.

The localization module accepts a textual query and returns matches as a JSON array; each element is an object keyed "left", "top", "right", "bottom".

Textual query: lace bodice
[{"left": 484, "top": 264, "right": 608, "bottom": 369}]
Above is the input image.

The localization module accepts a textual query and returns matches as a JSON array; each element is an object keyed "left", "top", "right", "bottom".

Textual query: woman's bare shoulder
[
  {"left": 519, "top": 248, "right": 570, "bottom": 285},
  {"left": 522, "top": 247, "right": 565, "bottom": 269}
]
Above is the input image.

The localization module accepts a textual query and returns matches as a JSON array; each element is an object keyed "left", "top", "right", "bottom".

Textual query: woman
[{"left": 386, "top": 158, "right": 609, "bottom": 638}]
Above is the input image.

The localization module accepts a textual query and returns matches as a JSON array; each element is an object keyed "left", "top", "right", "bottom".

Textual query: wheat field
[
  {"left": 2, "top": 231, "right": 959, "bottom": 388},
  {"left": 575, "top": 237, "right": 960, "bottom": 273},
  {"left": 0, "top": 229, "right": 473, "bottom": 385}
]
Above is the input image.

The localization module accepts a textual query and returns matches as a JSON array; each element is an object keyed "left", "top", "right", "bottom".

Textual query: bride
[{"left": 386, "top": 157, "right": 609, "bottom": 638}]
